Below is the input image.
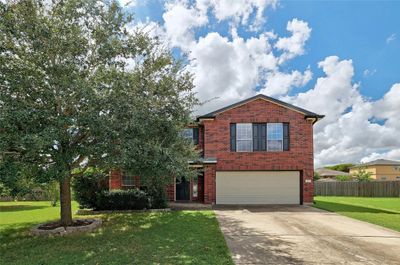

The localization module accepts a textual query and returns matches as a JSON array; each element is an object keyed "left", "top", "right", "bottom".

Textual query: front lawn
[
  {"left": 314, "top": 196, "right": 400, "bottom": 232},
  {"left": 0, "top": 201, "right": 233, "bottom": 265}
]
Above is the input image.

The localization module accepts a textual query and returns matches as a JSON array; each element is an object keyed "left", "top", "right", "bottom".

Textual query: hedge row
[{"left": 95, "top": 189, "right": 150, "bottom": 210}]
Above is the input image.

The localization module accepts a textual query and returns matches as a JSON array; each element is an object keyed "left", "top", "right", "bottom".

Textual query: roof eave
[{"left": 196, "top": 94, "right": 325, "bottom": 122}]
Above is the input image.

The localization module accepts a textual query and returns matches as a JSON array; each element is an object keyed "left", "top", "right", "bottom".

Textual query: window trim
[
  {"left": 267, "top": 123, "right": 284, "bottom": 152},
  {"left": 236, "top": 123, "right": 253, "bottom": 152},
  {"left": 230, "top": 122, "right": 288, "bottom": 152}
]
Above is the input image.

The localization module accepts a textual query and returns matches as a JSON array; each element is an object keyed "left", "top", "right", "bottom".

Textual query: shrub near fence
[{"left": 314, "top": 180, "right": 400, "bottom": 197}]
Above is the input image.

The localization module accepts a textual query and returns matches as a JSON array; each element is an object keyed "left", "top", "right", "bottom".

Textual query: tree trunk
[{"left": 60, "top": 176, "right": 72, "bottom": 227}]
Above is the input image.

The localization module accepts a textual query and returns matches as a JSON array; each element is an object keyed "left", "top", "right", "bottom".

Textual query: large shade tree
[{"left": 0, "top": 0, "right": 198, "bottom": 226}]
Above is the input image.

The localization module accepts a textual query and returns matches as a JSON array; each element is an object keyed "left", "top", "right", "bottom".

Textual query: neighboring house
[
  {"left": 315, "top": 168, "right": 351, "bottom": 179},
  {"left": 109, "top": 94, "right": 324, "bottom": 205},
  {"left": 349, "top": 159, "right": 400, "bottom": 181}
]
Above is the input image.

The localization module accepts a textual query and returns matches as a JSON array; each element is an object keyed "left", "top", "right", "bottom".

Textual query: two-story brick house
[{"left": 109, "top": 94, "right": 324, "bottom": 205}]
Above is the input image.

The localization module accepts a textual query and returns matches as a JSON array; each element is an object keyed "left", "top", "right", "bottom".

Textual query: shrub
[
  {"left": 353, "top": 169, "right": 372, "bottom": 182},
  {"left": 95, "top": 189, "right": 150, "bottom": 210},
  {"left": 335, "top": 175, "right": 352, "bottom": 181},
  {"left": 147, "top": 185, "right": 168, "bottom": 209},
  {"left": 72, "top": 171, "right": 109, "bottom": 209}
]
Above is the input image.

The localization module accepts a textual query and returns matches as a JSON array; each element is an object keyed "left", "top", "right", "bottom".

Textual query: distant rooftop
[
  {"left": 351, "top": 159, "right": 400, "bottom": 168},
  {"left": 315, "top": 168, "right": 350, "bottom": 177}
]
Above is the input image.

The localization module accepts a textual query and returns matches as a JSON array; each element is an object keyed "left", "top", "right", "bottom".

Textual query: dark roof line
[
  {"left": 350, "top": 159, "right": 400, "bottom": 168},
  {"left": 196, "top": 94, "right": 324, "bottom": 120}
]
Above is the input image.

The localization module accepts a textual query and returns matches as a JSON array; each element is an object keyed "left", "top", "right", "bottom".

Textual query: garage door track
[{"left": 215, "top": 205, "right": 400, "bottom": 265}]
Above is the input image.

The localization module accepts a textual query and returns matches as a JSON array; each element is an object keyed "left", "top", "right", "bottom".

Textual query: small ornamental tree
[
  {"left": 0, "top": 0, "right": 198, "bottom": 226},
  {"left": 353, "top": 170, "right": 372, "bottom": 182}
]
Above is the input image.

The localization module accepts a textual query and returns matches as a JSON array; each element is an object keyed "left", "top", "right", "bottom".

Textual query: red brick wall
[
  {"left": 109, "top": 171, "right": 175, "bottom": 201},
  {"left": 204, "top": 164, "right": 216, "bottom": 204},
  {"left": 109, "top": 170, "right": 122, "bottom": 189},
  {"left": 166, "top": 180, "right": 175, "bottom": 201},
  {"left": 202, "top": 98, "right": 315, "bottom": 204},
  {"left": 197, "top": 126, "right": 204, "bottom": 154}
]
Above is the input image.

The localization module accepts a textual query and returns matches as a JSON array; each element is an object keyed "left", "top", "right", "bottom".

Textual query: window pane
[
  {"left": 181, "top": 128, "right": 193, "bottom": 140},
  {"left": 122, "top": 175, "right": 135, "bottom": 186},
  {"left": 193, "top": 176, "right": 198, "bottom": 197},
  {"left": 267, "top": 140, "right": 283, "bottom": 151},
  {"left": 236, "top": 123, "right": 252, "bottom": 151},
  {"left": 267, "top": 123, "right": 283, "bottom": 151},
  {"left": 237, "top": 140, "right": 253, "bottom": 152}
]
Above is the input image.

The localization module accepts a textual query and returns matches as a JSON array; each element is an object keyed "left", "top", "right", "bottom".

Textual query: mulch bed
[{"left": 38, "top": 219, "right": 94, "bottom": 230}]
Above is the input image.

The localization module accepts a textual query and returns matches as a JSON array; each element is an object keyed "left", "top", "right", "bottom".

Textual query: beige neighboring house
[
  {"left": 315, "top": 168, "right": 350, "bottom": 180},
  {"left": 349, "top": 159, "right": 400, "bottom": 181}
]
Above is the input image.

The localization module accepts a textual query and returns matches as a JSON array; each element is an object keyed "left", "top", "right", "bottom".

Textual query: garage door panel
[{"left": 216, "top": 171, "right": 300, "bottom": 204}]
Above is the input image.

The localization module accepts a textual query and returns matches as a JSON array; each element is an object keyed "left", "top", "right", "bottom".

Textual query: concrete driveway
[{"left": 214, "top": 205, "right": 400, "bottom": 265}]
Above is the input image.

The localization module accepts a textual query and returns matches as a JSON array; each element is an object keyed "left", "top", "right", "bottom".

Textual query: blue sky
[{"left": 124, "top": 0, "right": 400, "bottom": 166}]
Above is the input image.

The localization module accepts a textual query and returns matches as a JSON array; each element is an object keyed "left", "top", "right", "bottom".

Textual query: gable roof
[
  {"left": 350, "top": 159, "right": 400, "bottom": 168},
  {"left": 196, "top": 94, "right": 324, "bottom": 121},
  {"left": 315, "top": 168, "right": 350, "bottom": 177}
]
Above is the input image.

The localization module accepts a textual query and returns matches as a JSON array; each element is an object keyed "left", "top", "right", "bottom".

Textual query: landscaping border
[
  {"left": 31, "top": 218, "right": 102, "bottom": 236},
  {"left": 76, "top": 208, "right": 171, "bottom": 215}
]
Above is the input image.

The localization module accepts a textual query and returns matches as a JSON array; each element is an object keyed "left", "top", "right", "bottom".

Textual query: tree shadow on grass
[
  {"left": 0, "top": 205, "right": 48, "bottom": 212},
  {"left": 315, "top": 201, "right": 400, "bottom": 214},
  {"left": 1, "top": 211, "right": 234, "bottom": 265}
]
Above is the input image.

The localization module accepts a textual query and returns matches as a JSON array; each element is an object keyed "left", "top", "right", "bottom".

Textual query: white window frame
[
  {"left": 267, "top": 123, "right": 283, "bottom": 151},
  {"left": 236, "top": 123, "right": 253, "bottom": 152}
]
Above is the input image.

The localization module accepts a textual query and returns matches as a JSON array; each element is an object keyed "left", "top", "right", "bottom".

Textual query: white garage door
[{"left": 216, "top": 171, "right": 300, "bottom": 204}]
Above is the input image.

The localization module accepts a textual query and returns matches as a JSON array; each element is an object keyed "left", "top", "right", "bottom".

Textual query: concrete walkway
[{"left": 214, "top": 205, "right": 400, "bottom": 265}]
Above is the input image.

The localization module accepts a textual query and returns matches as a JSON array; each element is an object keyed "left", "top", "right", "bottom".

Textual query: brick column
[
  {"left": 204, "top": 164, "right": 216, "bottom": 204},
  {"left": 302, "top": 168, "right": 314, "bottom": 203}
]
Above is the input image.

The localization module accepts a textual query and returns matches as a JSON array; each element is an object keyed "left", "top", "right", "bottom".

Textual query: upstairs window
[
  {"left": 236, "top": 123, "right": 253, "bottom": 152},
  {"left": 231, "top": 123, "right": 289, "bottom": 152},
  {"left": 267, "top": 123, "right": 283, "bottom": 151}
]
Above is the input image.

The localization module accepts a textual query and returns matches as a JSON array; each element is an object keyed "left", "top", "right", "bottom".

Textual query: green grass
[
  {"left": 0, "top": 201, "right": 233, "bottom": 265},
  {"left": 314, "top": 196, "right": 400, "bottom": 232}
]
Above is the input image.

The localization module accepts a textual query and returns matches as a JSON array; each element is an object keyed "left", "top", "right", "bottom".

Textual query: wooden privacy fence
[{"left": 314, "top": 180, "right": 400, "bottom": 197}]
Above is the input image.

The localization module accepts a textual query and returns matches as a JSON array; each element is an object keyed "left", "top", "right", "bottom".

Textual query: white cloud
[
  {"left": 197, "top": 0, "right": 277, "bottom": 31},
  {"left": 275, "top": 19, "right": 311, "bottom": 64},
  {"left": 361, "top": 150, "right": 400, "bottom": 163},
  {"left": 260, "top": 69, "right": 312, "bottom": 96},
  {"left": 386, "top": 33, "right": 396, "bottom": 44},
  {"left": 285, "top": 57, "right": 400, "bottom": 167},
  {"left": 163, "top": 0, "right": 208, "bottom": 51},
  {"left": 363, "top": 69, "right": 377, "bottom": 77}
]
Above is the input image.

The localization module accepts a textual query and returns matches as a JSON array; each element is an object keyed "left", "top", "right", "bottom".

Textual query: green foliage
[
  {"left": 353, "top": 170, "right": 372, "bottom": 182},
  {"left": 146, "top": 179, "right": 168, "bottom": 209},
  {"left": 335, "top": 175, "right": 352, "bottom": 181},
  {"left": 46, "top": 181, "right": 60, "bottom": 207},
  {"left": 95, "top": 189, "right": 150, "bottom": 210},
  {"left": 0, "top": 0, "right": 198, "bottom": 223},
  {"left": 0, "top": 182, "right": 11, "bottom": 197},
  {"left": 314, "top": 172, "right": 321, "bottom": 181},
  {"left": 325, "top": 163, "right": 355, "bottom": 173},
  {"left": 72, "top": 170, "right": 108, "bottom": 209}
]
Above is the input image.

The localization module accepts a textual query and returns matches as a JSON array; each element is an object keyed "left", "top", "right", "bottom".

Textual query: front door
[{"left": 176, "top": 176, "right": 190, "bottom": 201}]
